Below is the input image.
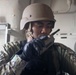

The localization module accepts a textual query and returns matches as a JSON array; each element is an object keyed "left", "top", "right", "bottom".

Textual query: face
[{"left": 31, "top": 21, "right": 54, "bottom": 38}]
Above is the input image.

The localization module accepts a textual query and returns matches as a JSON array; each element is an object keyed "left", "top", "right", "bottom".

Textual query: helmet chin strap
[
  {"left": 26, "top": 23, "right": 34, "bottom": 42},
  {"left": 28, "top": 23, "right": 32, "bottom": 32}
]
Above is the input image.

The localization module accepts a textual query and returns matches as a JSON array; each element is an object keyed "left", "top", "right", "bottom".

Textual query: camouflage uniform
[{"left": 0, "top": 41, "right": 76, "bottom": 75}]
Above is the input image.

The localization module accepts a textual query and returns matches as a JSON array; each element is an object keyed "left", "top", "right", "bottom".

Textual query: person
[{"left": 0, "top": 3, "right": 76, "bottom": 75}]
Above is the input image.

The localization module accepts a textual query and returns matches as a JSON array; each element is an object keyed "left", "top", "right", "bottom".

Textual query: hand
[
  {"left": 19, "top": 35, "right": 54, "bottom": 61},
  {"left": 0, "top": 41, "right": 20, "bottom": 66},
  {"left": 3, "top": 41, "right": 20, "bottom": 58}
]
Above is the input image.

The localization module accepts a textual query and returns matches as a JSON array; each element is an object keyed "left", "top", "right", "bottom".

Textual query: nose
[{"left": 41, "top": 27, "right": 47, "bottom": 34}]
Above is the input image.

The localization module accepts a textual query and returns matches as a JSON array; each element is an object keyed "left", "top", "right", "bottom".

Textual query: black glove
[{"left": 19, "top": 35, "right": 54, "bottom": 61}]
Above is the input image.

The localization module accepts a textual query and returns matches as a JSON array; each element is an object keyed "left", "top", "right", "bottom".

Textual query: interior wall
[
  {"left": 0, "top": 0, "right": 19, "bottom": 29},
  {"left": 0, "top": 0, "right": 21, "bottom": 43},
  {"left": 54, "top": 13, "right": 76, "bottom": 33},
  {"left": 54, "top": 13, "right": 76, "bottom": 51}
]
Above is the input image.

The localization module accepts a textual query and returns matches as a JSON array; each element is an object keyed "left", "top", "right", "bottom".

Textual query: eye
[
  {"left": 47, "top": 22, "right": 54, "bottom": 28},
  {"left": 35, "top": 22, "right": 43, "bottom": 28}
]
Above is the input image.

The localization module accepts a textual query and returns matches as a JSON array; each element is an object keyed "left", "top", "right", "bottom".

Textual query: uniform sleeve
[
  {"left": 0, "top": 41, "right": 20, "bottom": 66},
  {"left": 0, "top": 55, "right": 26, "bottom": 75},
  {"left": 55, "top": 43, "right": 76, "bottom": 75}
]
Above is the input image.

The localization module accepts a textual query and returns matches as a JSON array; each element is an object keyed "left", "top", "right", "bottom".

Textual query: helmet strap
[
  {"left": 28, "top": 23, "right": 32, "bottom": 32},
  {"left": 25, "top": 23, "right": 33, "bottom": 40}
]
